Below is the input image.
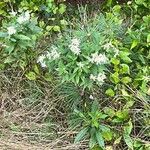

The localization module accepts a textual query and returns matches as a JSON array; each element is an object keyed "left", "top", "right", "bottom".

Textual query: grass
[{"left": 0, "top": 68, "right": 86, "bottom": 149}]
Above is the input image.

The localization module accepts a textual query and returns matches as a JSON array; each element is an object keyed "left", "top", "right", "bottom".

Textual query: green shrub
[
  {"left": 0, "top": 11, "right": 42, "bottom": 69},
  {"left": 37, "top": 12, "right": 124, "bottom": 89},
  {"left": 0, "top": 0, "right": 67, "bottom": 32}
]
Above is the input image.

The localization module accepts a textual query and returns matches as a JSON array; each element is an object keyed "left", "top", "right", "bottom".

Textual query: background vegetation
[{"left": 0, "top": 0, "right": 149, "bottom": 149}]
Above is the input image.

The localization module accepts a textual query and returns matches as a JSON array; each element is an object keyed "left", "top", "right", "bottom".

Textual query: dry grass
[
  {"left": 0, "top": 69, "right": 88, "bottom": 150},
  {"left": 0, "top": 133, "right": 87, "bottom": 150}
]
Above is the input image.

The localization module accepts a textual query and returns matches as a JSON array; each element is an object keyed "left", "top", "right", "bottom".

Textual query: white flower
[
  {"left": 24, "top": 11, "right": 30, "bottom": 21},
  {"left": 9, "top": 11, "right": 17, "bottom": 16},
  {"left": 95, "top": 54, "right": 108, "bottom": 64},
  {"left": 114, "top": 48, "right": 119, "bottom": 57},
  {"left": 37, "top": 54, "right": 46, "bottom": 68},
  {"left": 50, "top": 47, "right": 60, "bottom": 59},
  {"left": 17, "top": 16, "right": 24, "bottom": 24},
  {"left": 17, "top": 11, "right": 30, "bottom": 24},
  {"left": 7, "top": 26, "right": 16, "bottom": 35},
  {"left": 90, "top": 72, "right": 106, "bottom": 84},
  {"left": 69, "top": 46, "right": 81, "bottom": 55},
  {"left": 69, "top": 38, "right": 81, "bottom": 55},
  {"left": 103, "top": 42, "right": 113, "bottom": 50},
  {"left": 90, "top": 52, "right": 108, "bottom": 65},
  {"left": 46, "top": 47, "right": 60, "bottom": 60},
  {"left": 90, "top": 74, "right": 97, "bottom": 81},
  {"left": 89, "top": 95, "right": 94, "bottom": 100},
  {"left": 71, "top": 38, "right": 80, "bottom": 46},
  {"left": 97, "top": 72, "right": 106, "bottom": 83},
  {"left": 77, "top": 62, "right": 84, "bottom": 68},
  {"left": 127, "top": 1, "right": 132, "bottom": 5},
  {"left": 0, "top": 43, "right": 7, "bottom": 47}
]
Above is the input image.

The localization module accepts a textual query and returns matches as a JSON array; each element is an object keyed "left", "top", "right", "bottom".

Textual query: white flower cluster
[
  {"left": 46, "top": 47, "right": 60, "bottom": 60},
  {"left": 7, "top": 26, "right": 16, "bottom": 35},
  {"left": 90, "top": 72, "right": 106, "bottom": 84},
  {"left": 102, "top": 42, "right": 113, "bottom": 50},
  {"left": 69, "top": 38, "right": 81, "bottom": 55},
  {"left": 9, "top": 11, "right": 17, "bottom": 16},
  {"left": 89, "top": 95, "right": 94, "bottom": 100},
  {"left": 17, "top": 11, "right": 30, "bottom": 24},
  {"left": 89, "top": 52, "right": 108, "bottom": 65},
  {"left": 37, "top": 54, "right": 46, "bottom": 68},
  {"left": 37, "top": 47, "right": 60, "bottom": 68},
  {"left": 103, "top": 42, "right": 119, "bottom": 57}
]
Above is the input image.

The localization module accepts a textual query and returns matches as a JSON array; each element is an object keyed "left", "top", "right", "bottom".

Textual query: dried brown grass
[{"left": 0, "top": 69, "right": 88, "bottom": 150}]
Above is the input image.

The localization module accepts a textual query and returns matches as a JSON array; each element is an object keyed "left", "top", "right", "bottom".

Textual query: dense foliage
[{"left": 0, "top": 0, "right": 149, "bottom": 150}]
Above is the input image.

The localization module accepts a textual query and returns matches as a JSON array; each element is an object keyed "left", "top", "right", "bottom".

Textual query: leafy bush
[
  {"left": 0, "top": 11, "right": 42, "bottom": 69},
  {"left": 0, "top": 0, "right": 67, "bottom": 32},
  {"left": 37, "top": 12, "right": 124, "bottom": 89}
]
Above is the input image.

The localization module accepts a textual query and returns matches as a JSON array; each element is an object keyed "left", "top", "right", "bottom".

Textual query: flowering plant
[
  {"left": 0, "top": 11, "right": 42, "bottom": 69},
  {"left": 37, "top": 14, "right": 123, "bottom": 89}
]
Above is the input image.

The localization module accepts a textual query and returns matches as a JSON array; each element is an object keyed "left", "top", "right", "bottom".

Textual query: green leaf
[
  {"left": 89, "top": 137, "right": 97, "bottom": 149},
  {"left": 46, "top": 25, "right": 53, "bottom": 31},
  {"left": 115, "top": 110, "right": 129, "bottom": 122},
  {"left": 124, "top": 120, "right": 133, "bottom": 135},
  {"left": 105, "top": 88, "right": 115, "bottom": 97},
  {"left": 120, "top": 64, "right": 130, "bottom": 74},
  {"left": 130, "top": 40, "right": 138, "bottom": 50},
  {"left": 123, "top": 134, "right": 133, "bottom": 150},
  {"left": 0, "top": 32, "right": 7, "bottom": 38},
  {"left": 121, "top": 89, "right": 130, "bottom": 97},
  {"left": 89, "top": 131, "right": 97, "bottom": 148},
  {"left": 60, "top": 19, "right": 68, "bottom": 26},
  {"left": 34, "top": 65, "right": 40, "bottom": 75},
  {"left": 91, "top": 100, "right": 99, "bottom": 112},
  {"left": 113, "top": 5, "right": 121, "bottom": 14},
  {"left": 102, "top": 130, "right": 112, "bottom": 141},
  {"left": 74, "top": 127, "right": 89, "bottom": 143},
  {"left": 59, "top": 4, "right": 66, "bottom": 14},
  {"left": 39, "top": 21, "right": 45, "bottom": 28},
  {"left": 25, "top": 71, "right": 37, "bottom": 80},
  {"left": 120, "top": 51, "right": 132, "bottom": 63},
  {"left": 5, "top": 45, "right": 15, "bottom": 54},
  {"left": 111, "top": 58, "right": 120, "bottom": 65},
  {"left": 15, "top": 34, "right": 31, "bottom": 40},
  {"left": 96, "top": 131, "right": 105, "bottom": 149},
  {"left": 135, "top": 0, "right": 146, "bottom": 5},
  {"left": 147, "top": 34, "right": 150, "bottom": 43},
  {"left": 0, "top": 63, "right": 5, "bottom": 70},
  {"left": 44, "top": 72, "right": 53, "bottom": 81},
  {"left": 110, "top": 72, "right": 120, "bottom": 84},
  {"left": 124, "top": 101, "right": 135, "bottom": 109},
  {"left": 121, "top": 76, "right": 132, "bottom": 84},
  {"left": 103, "top": 107, "right": 115, "bottom": 118},
  {"left": 75, "top": 75, "right": 80, "bottom": 84},
  {"left": 53, "top": 26, "right": 60, "bottom": 32}
]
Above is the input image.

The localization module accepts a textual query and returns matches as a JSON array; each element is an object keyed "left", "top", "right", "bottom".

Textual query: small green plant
[{"left": 71, "top": 100, "right": 113, "bottom": 149}]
